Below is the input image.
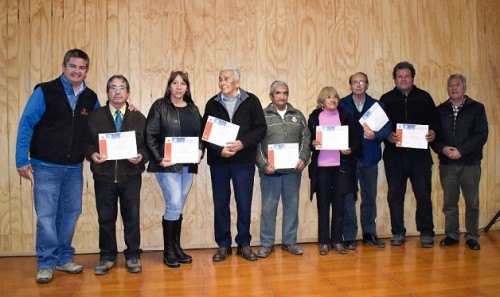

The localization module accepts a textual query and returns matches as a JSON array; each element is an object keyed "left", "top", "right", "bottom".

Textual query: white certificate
[
  {"left": 359, "top": 102, "right": 389, "bottom": 131},
  {"left": 99, "top": 131, "right": 138, "bottom": 160},
  {"left": 202, "top": 116, "right": 240, "bottom": 147},
  {"left": 268, "top": 143, "right": 299, "bottom": 169},
  {"left": 165, "top": 137, "right": 199, "bottom": 164},
  {"left": 396, "top": 123, "right": 429, "bottom": 149},
  {"left": 316, "top": 126, "right": 349, "bottom": 150}
]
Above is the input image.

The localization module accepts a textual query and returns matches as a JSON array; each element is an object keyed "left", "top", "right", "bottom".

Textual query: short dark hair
[
  {"left": 392, "top": 61, "right": 415, "bottom": 79},
  {"left": 106, "top": 75, "right": 130, "bottom": 92},
  {"left": 63, "top": 49, "right": 90, "bottom": 70}
]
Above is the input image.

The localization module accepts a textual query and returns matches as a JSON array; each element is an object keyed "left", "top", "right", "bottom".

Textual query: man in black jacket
[
  {"left": 201, "top": 66, "right": 267, "bottom": 262},
  {"left": 380, "top": 61, "right": 440, "bottom": 248},
  {"left": 432, "top": 74, "right": 488, "bottom": 250},
  {"left": 84, "top": 75, "right": 149, "bottom": 275}
]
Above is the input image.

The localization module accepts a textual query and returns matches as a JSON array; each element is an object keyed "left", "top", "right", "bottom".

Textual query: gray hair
[
  {"left": 447, "top": 73, "right": 467, "bottom": 90},
  {"left": 220, "top": 65, "right": 240, "bottom": 80},
  {"left": 269, "top": 80, "right": 289, "bottom": 94}
]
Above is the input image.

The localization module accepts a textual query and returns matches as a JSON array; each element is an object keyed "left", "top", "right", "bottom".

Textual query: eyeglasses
[
  {"left": 109, "top": 86, "right": 127, "bottom": 92},
  {"left": 350, "top": 80, "right": 367, "bottom": 86}
]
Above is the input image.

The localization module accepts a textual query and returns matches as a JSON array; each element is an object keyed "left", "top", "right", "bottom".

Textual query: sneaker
[
  {"left": 332, "top": 243, "right": 347, "bottom": 254},
  {"left": 126, "top": 258, "right": 142, "bottom": 273},
  {"left": 36, "top": 268, "right": 53, "bottom": 283},
  {"left": 256, "top": 246, "right": 274, "bottom": 258},
  {"left": 94, "top": 260, "right": 115, "bottom": 275},
  {"left": 390, "top": 234, "right": 406, "bottom": 246},
  {"left": 281, "top": 244, "right": 303, "bottom": 255},
  {"left": 55, "top": 261, "right": 84, "bottom": 274},
  {"left": 319, "top": 244, "right": 329, "bottom": 255}
]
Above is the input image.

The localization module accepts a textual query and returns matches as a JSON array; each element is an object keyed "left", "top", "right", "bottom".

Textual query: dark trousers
[
  {"left": 94, "top": 175, "right": 142, "bottom": 261},
  {"left": 316, "top": 166, "right": 345, "bottom": 244},
  {"left": 210, "top": 164, "right": 255, "bottom": 247},
  {"left": 384, "top": 152, "right": 434, "bottom": 237}
]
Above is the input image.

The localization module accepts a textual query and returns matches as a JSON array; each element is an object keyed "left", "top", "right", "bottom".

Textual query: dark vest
[{"left": 30, "top": 78, "right": 98, "bottom": 164}]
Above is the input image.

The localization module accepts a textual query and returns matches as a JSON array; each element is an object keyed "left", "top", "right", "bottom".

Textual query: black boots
[
  {"left": 162, "top": 218, "right": 180, "bottom": 268},
  {"left": 174, "top": 215, "right": 192, "bottom": 263},
  {"left": 162, "top": 215, "right": 192, "bottom": 268}
]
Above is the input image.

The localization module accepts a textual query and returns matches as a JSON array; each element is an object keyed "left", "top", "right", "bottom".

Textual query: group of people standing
[{"left": 16, "top": 49, "right": 488, "bottom": 284}]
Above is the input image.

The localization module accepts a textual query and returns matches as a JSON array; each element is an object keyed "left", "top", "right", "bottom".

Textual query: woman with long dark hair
[{"left": 145, "top": 71, "right": 203, "bottom": 268}]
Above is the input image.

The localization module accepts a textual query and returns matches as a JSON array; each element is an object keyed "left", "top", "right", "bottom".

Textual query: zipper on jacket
[{"left": 67, "top": 110, "right": 76, "bottom": 160}]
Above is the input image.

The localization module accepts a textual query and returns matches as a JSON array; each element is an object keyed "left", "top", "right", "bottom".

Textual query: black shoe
[
  {"left": 343, "top": 240, "right": 357, "bottom": 250},
  {"left": 236, "top": 246, "right": 257, "bottom": 261},
  {"left": 466, "top": 239, "right": 480, "bottom": 250},
  {"left": 212, "top": 246, "right": 232, "bottom": 262},
  {"left": 440, "top": 236, "right": 459, "bottom": 246},
  {"left": 362, "top": 233, "right": 385, "bottom": 248}
]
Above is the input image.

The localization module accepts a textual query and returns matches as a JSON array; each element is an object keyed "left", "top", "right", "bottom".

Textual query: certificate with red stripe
[
  {"left": 202, "top": 116, "right": 239, "bottom": 147},
  {"left": 98, "top": 131, "right": 137, "bottom": 160},
  {"left": 268, "top": 143, "right": 299, "bottom": 169},
  {"left": 165, "top": 137, "right": 199, "bottom": 163}
]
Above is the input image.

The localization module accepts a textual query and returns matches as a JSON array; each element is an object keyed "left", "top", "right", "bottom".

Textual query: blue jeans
[
  {"left": 259, "top": 172, "right": 301, "bottom": 247},
  {"left": 33, "top": 164, "right": 83, "bottom": 269},
  {"left": 210, "top": 164, "right": 255, "bottom": 247},
  {"left": 439, "top": 164, "right": 481, "bottom": 241},
  {"left": 343, "top": 162, "right": 379, "bottom": 241},
  {"left": 155, "top": 166, "right": 194, "bottom": 221}
]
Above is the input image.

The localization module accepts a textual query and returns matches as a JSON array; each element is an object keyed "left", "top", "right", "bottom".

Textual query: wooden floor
[{"left": 2, "top": 231, "right": 500, "bottom": 297}]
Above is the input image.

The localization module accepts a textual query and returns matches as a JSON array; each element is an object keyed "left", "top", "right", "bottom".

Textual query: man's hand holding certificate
[
  {"left": 164, "top": 137, "right": 199, "bottom": 164},
  {"left": 99, "top": 131, "right": 138, "bottom": 160},
  {"left": 202, "top": 116, "right": 240, "bottom": 147},
  {"left": 315, "top": 126, "right": 349, "bottom": 150},
  {"left": 268, "top": 143, "right": 299, "bottom": 169},
  {"left": 395, "top": 123, "right": 429, "bottom": 149}
]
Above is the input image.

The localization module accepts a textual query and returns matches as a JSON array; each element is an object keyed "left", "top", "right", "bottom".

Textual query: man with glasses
[
  {"left": 16, "top": 49, "right": 100, "bottom": 283},
  {"left": 84, "top": 75, "right": 149, "bottom": 275},
  {"left": 339, "top": 72, "right": 392, "bottom": 250}
]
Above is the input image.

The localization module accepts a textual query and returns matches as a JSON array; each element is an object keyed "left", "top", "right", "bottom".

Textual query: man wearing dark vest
[{"left": 16, "top": 49, "right": 100, "bottom": 283}]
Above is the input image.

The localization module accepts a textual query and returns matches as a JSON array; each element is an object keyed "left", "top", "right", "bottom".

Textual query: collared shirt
[
  {"left": 109, "top": 104, "right": 126, "bottom": 121},
  {"left": 221, "top": 89, "right": 241, "bottom": 120},
  {"left": 355, "top": 98, "right": 366, "bottom": 112},
  {"left": 60, "top": 74, "right": 86, "bottom": 111}
]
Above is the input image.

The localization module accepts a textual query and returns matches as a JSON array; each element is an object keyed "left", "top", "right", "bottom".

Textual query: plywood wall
[{"left": 1, "top": 0, "right": 499, "bottom": 255}]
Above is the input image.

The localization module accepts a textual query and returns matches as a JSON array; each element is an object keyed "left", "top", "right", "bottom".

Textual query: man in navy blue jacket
[
  {"left": 432, "top": 74, "right": 488, "bottom": 250},
  {"left": 339, "top": 72, "right": 392, "bottom": 250}
]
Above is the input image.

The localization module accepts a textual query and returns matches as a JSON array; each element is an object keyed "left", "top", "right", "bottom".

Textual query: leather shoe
[
  {"left": 212, "top": 246, "right": 232, "bottom": 262},
  {"left": 236, "top": 246, "right": 257, "bottom": 261},
  {"left": 319, "top": 244, "right": 329, "bottom": 255},
  {"left": 332, "top": 243, "right": 347, "bottom": 254},
  {"left": 466, "top": 239, "right": 480, "bottom": 250},
  {"left": 363, "top": 233, "right": 385, "bottom": 248},
  {"left": 440, "top": 236, "right": 459, "bottom": 246},
  {"left": 343, "top": 240, "right": 357, "bottom": 250}
]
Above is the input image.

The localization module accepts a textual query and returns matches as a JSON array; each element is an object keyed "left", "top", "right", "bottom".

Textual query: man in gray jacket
[{"left": 256, "top": 81, "right": 311, "bottom": 257}]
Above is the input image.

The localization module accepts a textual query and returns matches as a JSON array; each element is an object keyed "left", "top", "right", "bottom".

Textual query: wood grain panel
[{"left": 0, "top": 0, "right": 499, "bottom": 255}]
